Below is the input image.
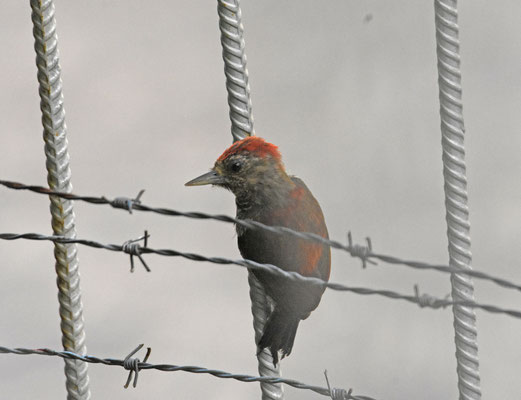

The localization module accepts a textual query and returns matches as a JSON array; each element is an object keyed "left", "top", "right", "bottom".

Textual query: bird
[{"left": 185, "top": 136, "right": 330, "bottom": 365}]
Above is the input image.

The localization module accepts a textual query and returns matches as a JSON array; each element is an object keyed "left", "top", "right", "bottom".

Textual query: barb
[
  {"left": 347, "top": 232, "right": 375, "bottom": 269},
  {"left": 2, "top": 180, "right": 520, "bottom": 294},
  {"left": 1, "top": 232, "right": 521, "bottom": 320},
  {"left": 0, "top": 345, "right": 373, "bottom": 400},
  {"left": 122, "top": 231, "right": 151, "bottom": 272},
  {"left": 122, "top": 344, "right": 151, "bottom": 388},
  {"left": 324, "top": 370, "right": 354, "bottom": 400},
  {"left": 414, "top": 285, "right": 451, "bottom": 309},
  {"left": 108, "top": 190, "right": 145, "bottom": 214}
]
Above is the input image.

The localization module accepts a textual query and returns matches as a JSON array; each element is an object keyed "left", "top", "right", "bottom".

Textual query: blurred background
[{"left": 1, "top": 1, "right": 520, "bottom": 399}]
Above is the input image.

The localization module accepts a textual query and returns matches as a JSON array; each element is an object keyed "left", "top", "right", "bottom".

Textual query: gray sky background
[{"left": 1, "top": 1, "right": 520, "bottom": 399}]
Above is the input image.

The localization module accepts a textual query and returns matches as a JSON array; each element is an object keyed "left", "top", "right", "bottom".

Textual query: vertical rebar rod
[
  {"left": 217, "top": 1, "right": 284, "bottom": 399},
  {"left": 30, "top": 1, "right": 90, "bottom": 399},
  {"left": 434, "top": 1, "right": 481, "bottom": 399},
  {"left": 218, "top": 0, "right": 255, "bottom": 142},
  {"left": 247, "top": 274, "right": 285, "bottom": 400}
]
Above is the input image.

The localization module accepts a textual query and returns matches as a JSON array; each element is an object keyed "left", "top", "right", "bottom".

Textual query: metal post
[
  {"left": 248, "top": 274, "right": 285, "bottom": 399},
  {"left": 434, "top": 1, "right": 481, "bottom": 399},
  {"left": 30, "top": 1, "right": 90, "bottom": 399},
  {"left": 217, "top": 0, "right": 255, "bottom": 142},
  {"left": 217, "top": 1, "right": 284, "bottom": 399}
]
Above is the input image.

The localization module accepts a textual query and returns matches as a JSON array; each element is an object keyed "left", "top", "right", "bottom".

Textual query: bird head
[{"left": 185, "top": 136, "right": 292, "bottom": 205}]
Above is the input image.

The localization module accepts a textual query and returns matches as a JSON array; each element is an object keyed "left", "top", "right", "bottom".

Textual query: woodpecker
[{"left": 186, "top": 136, "right": 330, "bottom": 365}]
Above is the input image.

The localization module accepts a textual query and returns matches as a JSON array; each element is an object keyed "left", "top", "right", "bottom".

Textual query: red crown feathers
[{"left": 217, "top": 136, "right": 281, "bottom": 162}]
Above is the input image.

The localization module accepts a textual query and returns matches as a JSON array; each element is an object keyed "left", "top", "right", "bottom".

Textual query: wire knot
[
  {"left": 123, "top": 344, "right": 151, "bottom": 388},
  {"left": 331, "top": 388, "right": 353, "bottom": 400},
  {"left": 324, "top": 370, "right": 353, "bottom": 400},
  {"left": 347, "top": 232, "right": 376, "bottom": 269},
  {"left": 122, "top": 231, "right": 151, "bottom": 272},
  {"left": 414, "top": 285, "right": 451, "bottom": 309},
  {"left": 109, "top": 189, "right": 145, "bottom": 214}
]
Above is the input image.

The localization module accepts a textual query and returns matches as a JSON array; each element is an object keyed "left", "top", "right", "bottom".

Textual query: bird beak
[{"left": 185, "top": 170, "right": 225, "bottom": 186}]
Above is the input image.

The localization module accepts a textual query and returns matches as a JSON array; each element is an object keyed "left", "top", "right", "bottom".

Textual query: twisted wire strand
[
  {"left": 218, "top": 0, "right": 255, "bottom": 142},
  {"left": 29, "top": 1, "right": 90, "bottom": 399},
  {"left": 435, "top": 1, "right": 481, "bottom": 399},
  {"left": 0, "top": 346, "right": 374, "bottom": 400},
  {"left": 2, "top": 180, "right": 521, "bottom": 294},
  {"left": 2, "top": 232, "right": 521, "bottom": 320}
]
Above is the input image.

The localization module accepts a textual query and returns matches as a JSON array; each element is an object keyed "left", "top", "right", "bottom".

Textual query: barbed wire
[
  {"left": 1, "top": 232, "right": 521, "bottom": 320},
  {"left": 1, "top": 179, "right": 520, "bottom": 294},
  {"left": 0, "top": 344, "right": 375, "bottom": 400}
]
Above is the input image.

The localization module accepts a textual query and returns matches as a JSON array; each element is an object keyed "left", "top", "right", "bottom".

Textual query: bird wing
[{"left": 238, "top": 176, "right": 331, "bottom": 315}]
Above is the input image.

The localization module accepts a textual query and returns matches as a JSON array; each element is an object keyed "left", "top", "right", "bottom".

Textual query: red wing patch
[
  {"left": 289, "top": 186, "right": 305, "bottom": 201},
  {"left": 299, "top": 242, "right": 324, "bottom": 276}
]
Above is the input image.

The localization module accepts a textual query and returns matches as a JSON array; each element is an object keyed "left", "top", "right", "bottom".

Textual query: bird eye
[{"left": 230, "top": 161, "right": 242, "bottom": 172}]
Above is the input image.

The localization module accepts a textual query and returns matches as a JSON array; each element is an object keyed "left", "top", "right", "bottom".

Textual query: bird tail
[{"left": 257, "top": 308, "right": 300, "bottom": 366}]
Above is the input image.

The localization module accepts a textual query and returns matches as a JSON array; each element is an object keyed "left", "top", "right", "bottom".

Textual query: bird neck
[{"left": 235, "top": 170, "right": 295, "bottom": 219}]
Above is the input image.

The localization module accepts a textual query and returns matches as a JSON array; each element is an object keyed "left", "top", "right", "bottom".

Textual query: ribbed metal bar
[
  {"left": 217, "top": 1, "right": 283, "bottom": 399},
  {"left": 248, "top": 274, "right": 284, "bottom": 399},
  {"left": 218, "top": 0, "right": 255, "bottom": 142},
  {"left": 30, "top": 1, "right": 90, "bottom": 399},
  {"left": 434, "top": 1, "right": 481, "bottom": 399}
]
